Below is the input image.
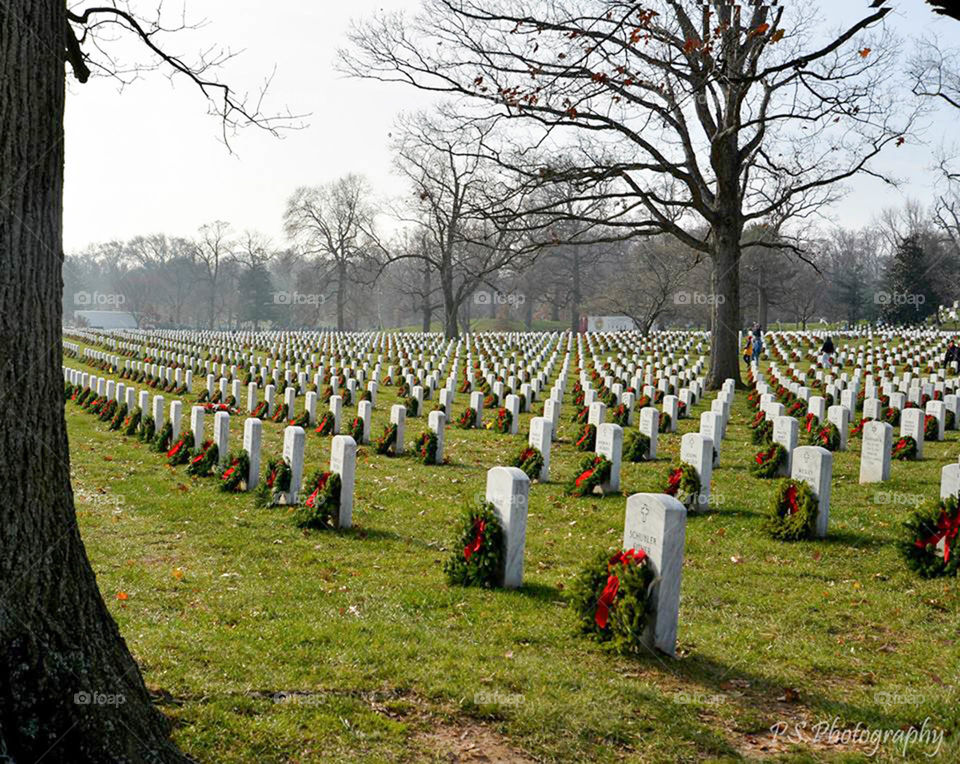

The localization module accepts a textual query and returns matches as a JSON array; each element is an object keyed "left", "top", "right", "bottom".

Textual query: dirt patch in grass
[{"left": 411, "top": 723, "right": 535, "bottom": 764}]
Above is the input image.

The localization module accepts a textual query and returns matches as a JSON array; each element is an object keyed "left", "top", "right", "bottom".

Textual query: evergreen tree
[
  {"left": 237, "top": 263, "right": 278, "bottom": 329},
  {"left": 882, "top": 234, "right": 937, "bottom": 325}
]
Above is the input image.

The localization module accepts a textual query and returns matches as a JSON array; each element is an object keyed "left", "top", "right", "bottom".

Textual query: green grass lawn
[{"left": 65, "top": 350, "right": 959, "bottom": 762}]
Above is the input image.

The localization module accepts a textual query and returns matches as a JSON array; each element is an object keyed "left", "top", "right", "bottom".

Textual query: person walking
[
  {"left": 751, "top": 323, "right": 763, "bottom": 363},
  {"left": 820, "top": 336, "right": 835, "bottom": 366}
]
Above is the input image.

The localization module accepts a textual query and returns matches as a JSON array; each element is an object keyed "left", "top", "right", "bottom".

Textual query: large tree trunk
[
  {"left": 707, "top": 229, "right": 743, "bottom": 390},
  {"left": 421, "top": 263, "right": 432, "bottom": 332},
  {"left": 757, "top": 269, "right": 768, "bottom": 330},
  {"left": 0, "top": 4, "right": 187, "bottom": 761},
  {"left": 440, "top": 271, "right": 458, "bottom": 338}
]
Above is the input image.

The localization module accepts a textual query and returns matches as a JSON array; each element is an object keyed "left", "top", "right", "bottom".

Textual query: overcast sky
[{"left": 63, "top": 0, "right": 960, "bottom": 252}]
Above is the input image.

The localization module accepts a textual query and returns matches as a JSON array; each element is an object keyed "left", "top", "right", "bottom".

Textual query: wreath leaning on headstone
[
  {"left": 457, "top": 408, "right": 477, "bottom": 430},
  {"left": 569, "top": 547, "right": 655, "bottom": 655},
  {"left": 808, "top": 422, "right": 840, "bottom": 451},
  {"left": 764, "top": 478, "right": 818, "bottom": 541},
  {"left": 151, "top": 420, "right": 173, "bottom": 451},
  {"left": 658, "top": 412, "right": 672, "bottom": 433},
  {"left": 900, "top": 496, "right": 960, "bottom": 578},
  {"left": 490, "top": 407, "right": 513, "bottom": 434},
  {"left": 663, "top": 463, "right": 700, "bottom": 511},
  {"left": 293, "top": 471, "right": 342, "bottom": 529},
  {"left": 415, "top": 430, "right": 439, "bottom": 465},
  {"left": 254, "top": 458, "right": 292, "bottom": 508},
  {"left": 924, "top": 414, "right": 939, "bottom": 441},
  {"left": 218, "top": 450, "right": 251, "bottom": 493},
  {"left": 575, "top": 423, "right": 597, "bottom": 451},
  {"left": 511, "top": 446, "right": 544, "bottom": 481},
  {"left": 443, "top": 502, "right": 505, "bottom": 588},
  {"left": 891, "top": 436, "right": 918, "bottom": 461},
  {"left": 752, "top": 419, "right": 773, "bottom": 445},
  {"left": 186, "top": 440, "right": 219, "bottom": 478},
  {"left": 166, "top": 435, "right": 191, "bottom": 466},
  {"left": 315, "top": 411, "right": 336, "bottom": 437},
  {"left": 849, "top": 417, "right": 872, "bottom": 439},
  {"left": 349, "top": 416, "right": 364, "bottom": 443},
  {"left": 124, "top": 407, "right": 143, "bottom": 438},
  {"left": 623, "top": 431, "right": 651, "bottom": 463},
  {"left": 374, "top": 423, "right": 398, "bottom": 455},
  {"left": 751, "top": 443, "right": 787, "bottom": 479},
  {"left": 566, "top": 455, "right": 613, "bottom": 497}
]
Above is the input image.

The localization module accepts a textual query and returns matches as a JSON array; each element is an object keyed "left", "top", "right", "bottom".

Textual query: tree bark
[
  {"left": 707, "top": 228, "right": 743, "bottom": 390},
  {"left": 0, "top": 4, "right": 187, "bottom": 761},
  {"left": 441, "top": 272, "right": 458, "bottom": 338},
  {"left": 420, "top": 263, "right": 432, "bottom": 332}
]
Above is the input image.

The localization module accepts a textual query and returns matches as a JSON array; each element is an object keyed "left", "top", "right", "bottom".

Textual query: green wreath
[
  {"left": 443, "top": 502, "right": 505, "bottom": 588},
  {"left": 664, "top": 463, "right": 701, "bottom": 511},
  {"left": 900, "top": 496, "right": 960, "bottom": 578},
  {"left": 293, "top": 471, "right": 343, "bottom": 529},
  {"left": 575, "top": 423, "right": 597, "bottom": 451},
  {"left": 152, "top": 420, "right": 172, "bottom": 451},
  {"left": 349, "top": 416, "right": 364, "bottom": 443},
  {"left": 98, "top": 399, "right": 118, "bottom": 423},
  {"left": 218, "top": 450, "right": 251, "bottom": 493},
  {"left": 289, "top": 411, "right": 310, "bottom": 428},
  {"left": 270, "top": 403, "right": 289, "bottom": 423},
  {"left": 415, "top": 430, "right": 439, "bottom": 465},
  {"left": 752, "top": 419, "right": 773, "bottom": 445},
  {"left": 404, "top": 396, "right": 419, "bottom": 417},
  {"left": 491, "top": 407, "right": 513, "bottom": 434},
  {"left": 611, "top": 403, "right": 630, "bottom": 426},
  {"left": 315, "top": 411, "right": 336, "bottom": 436},
  {"left": 250, "top": 401, "right": 268, "bottom": 419},
  {"left": 457, "top": 407, "right": 477, "bottom": 429},
  {"left": 254, "top": 458, "right": 293, "bottom": 508},
  {"left": 569, "top": 548, "right": 655, "bottom": 654},
  {"left": 658, "top": 412, "right": 672, "bottom": 433},
  {"left": 511, "top": 446, "right": 544, "bottom": 481},
  {"left": 566, "top": 455, "right": 613, "bottom": 497},
  {"left": 924, "top": 414, "right": 939, "bottom": 441},
  {"left": 187, "top": 440, "right": 219, "bottom": 477},
  {"left": 751, "top": 443, "right": 787, "bottom": 479},
  {"left": 808, "top": 422, "right": 840, "bottom": 450},
  {"left": 623, "top": 431, "right": 650, "bottom": 463},
  {"left": 123, "top": 407, "right": 143, "bottom": 437},
  {"left": 108, "top": 402, "right": 127, "bottom": 431},
  {"left": 764, "top": 479, "right": 818, "bottom": 541},
  {"left": 882, "top": 407, "right": 899, "bottom": 426},
  {"left": 139, "top": 415, "right": 156, "bottom": 443},
  {"left": 166, "top": 436, "right": 191, "bottom": 466},
  {"left": 375, "top": 423, "right": 398, "bottom": 455},
  {"left": 571, "top": 406, "right": 589, "bottom": 424},
  {"left": 891, "top": 436, "right": 917, "bottom": 461},
  {"left": 947, "top": 410, "right": 956, "bottom": 430}
]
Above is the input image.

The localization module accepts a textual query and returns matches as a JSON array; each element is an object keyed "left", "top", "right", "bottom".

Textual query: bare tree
[
  {"left": 384, "top": 112, "right": 540, "bottom": 337},
  {"left": 594, "top": 236, "right": 702, "bottom": 333},
  {"left": 193, "top": 220, "right": 235, "bottom": 329},
  {"left": 283, "top": 175, "right": 377, "bottom": 331},
  {"left": 343, "top": 0, "right": 914, "bottom": 386}
]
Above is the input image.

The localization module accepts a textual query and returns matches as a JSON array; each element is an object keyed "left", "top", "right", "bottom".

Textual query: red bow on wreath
[
  {"left": 166, "top": 439, "right": 184, "bottom": 458},
  {"left": 915, "top": 511, "right": 960, "bottom": 563},
  {"left": 221, "top": 467, "right": 235, "bottom": 480},
  {"left": 666, "top": 468, "right": 683, "bottom": 496},
  {"left": 595, "top": 548, "right": 648, "bottom": 629},
  {"left": 785, "top": 484, "right": 800, "bottom": 515},
  {"left": 463, "top": 518, "right": 486, "bottom": 561},
  {"left": 576, "top": 429, "right": 592, "bottom": 448}
]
